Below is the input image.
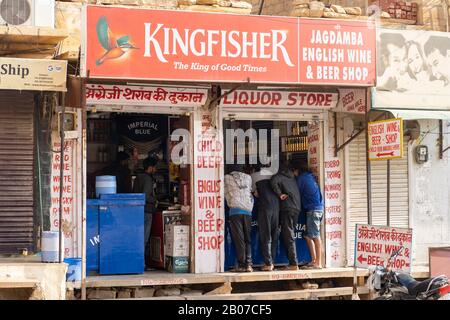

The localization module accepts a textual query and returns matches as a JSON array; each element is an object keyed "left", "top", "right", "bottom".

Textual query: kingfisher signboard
[{"left": 81, "top": 5, "right": 376, "bottom": 86}]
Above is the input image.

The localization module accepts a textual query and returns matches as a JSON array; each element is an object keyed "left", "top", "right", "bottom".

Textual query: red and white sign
[
  {"left": 336, "top": 88, "right": 366, "bottom": 114},
  {"left": 82, "top": 6, "right": 376, "bottom": 86},
  {"left": 354, "top": 224, "right": 413, "bottom": 272},
  {"left": 307, "top": 122, "right": 320, "bottom": 177},
  {"left": 50, "top": 138, "right": 80, "bottom": 258},
  {"left": 221, "top": 90, "right": 338, "bottom": 109},
  {"left": 299, "top": 19, "right": 376, "bottom": 86},
  {"left": 86, "top": 84, "right": 207, "bottom": 107},
  {"left": 368, "top": 118, "right": 403, "bottom": 160},
  {"left": 324, "top": 112, "right": 345, "bottom": 267},
  {"left": 193, "top": 110, "right": 225, "bottom": 273}
]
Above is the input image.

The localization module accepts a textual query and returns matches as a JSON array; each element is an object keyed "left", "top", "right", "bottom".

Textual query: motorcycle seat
[{"left": 397, "top": 273, "right": 446, "bottom": 296}]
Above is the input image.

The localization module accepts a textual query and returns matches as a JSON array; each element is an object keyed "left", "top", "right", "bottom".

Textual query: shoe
[
  {"left": 246, "top": 266, "right": 253, "bottom": 272},
  {"left": 261, "top": 264, "right": 274, "bottom": 272},
  {"left": 283, "top": 265, "right": 299, "bottom": 271}
]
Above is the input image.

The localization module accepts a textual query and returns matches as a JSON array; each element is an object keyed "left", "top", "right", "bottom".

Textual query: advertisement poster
[
  {"left": 82, "top": 6, "right": 376, "bottom": 86},
  {"left": 375, "top": 29, "right": 450, "bottom": 110}
]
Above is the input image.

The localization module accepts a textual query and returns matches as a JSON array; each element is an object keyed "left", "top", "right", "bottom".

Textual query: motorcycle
[{"left": 369, "top": 248, "right": 450, "bottom": 300}]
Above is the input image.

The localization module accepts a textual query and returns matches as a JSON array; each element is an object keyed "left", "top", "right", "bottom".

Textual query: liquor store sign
[
  {"left": 82, "top": 6, "right": 376, "bottom": 86},
  {"left": 0, "top": 57, "right": 67, "bottom": 91},
  {"left": 354, "top": 224, "right": 412, "bottom": 272},
  {"left": 368, "top": 118, "right": 403, "bottom": 161},
  {"left": 86, "top": 84, "right": 207, "bottom": 107},
  {"left": 220, "top": 90, "right": 338, "bottom": 109}
]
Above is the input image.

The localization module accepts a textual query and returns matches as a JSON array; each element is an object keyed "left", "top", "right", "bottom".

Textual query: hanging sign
[
  {"left": 368, "top": 118, "right": 403, "bottom": 161},
  {"left": 86, "top": 84, "right": 207, "bottom": 107},
  {"left": 335, "top": 88, "right": 366, "bottom": 114},
  {"left": 0, "top": 57, "right": 67, "bottom": 91},
  {"left": 220, "top": 90, "right": 338, "bottom": 109},
  {"left": 354, "top": 224, "right": 413, "bottom": 272},
  {"left": 82, "top": 5, "right": 376, "bottom": 86}
]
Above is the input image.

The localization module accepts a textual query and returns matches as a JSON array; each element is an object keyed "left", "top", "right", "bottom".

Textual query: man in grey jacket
[
  {"left": 224, "top": 164, "right": 254, "bottom": 272},
  {"left": 270, "top": 163, "right": 301, "bottom": 270}
]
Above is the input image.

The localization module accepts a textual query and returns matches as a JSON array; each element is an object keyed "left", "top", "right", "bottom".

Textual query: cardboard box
[
  {"left": 164, "top": 225, "right": 189, "bottom": 257},
  {"left": 165, "top": 225, "right": 189, "bottom": 240},
  {"left": 165, "top": 243, "right": 189, "bottom": 256},
  {"left": 166, "top": 256, "right": 189, "bottom": 273}
]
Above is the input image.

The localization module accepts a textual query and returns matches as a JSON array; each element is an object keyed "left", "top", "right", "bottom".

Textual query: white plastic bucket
[
  {"left": 96, "top": 175, "right": 116, "bottom": 198},
  {"left": 41, "top": 231, "right": 59, "bottom": 262}
]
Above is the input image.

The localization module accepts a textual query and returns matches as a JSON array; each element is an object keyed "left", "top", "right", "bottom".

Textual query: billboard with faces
[
  {"left": 373, "top": 29, "right": 450, "bottom": 111},
  {"left": 377, "top": 28, "right": 450, "bottom": 94}
]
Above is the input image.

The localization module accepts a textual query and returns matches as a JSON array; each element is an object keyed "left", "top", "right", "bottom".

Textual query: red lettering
[{"left": 197, "top": 235, "right": 224, "bottom": 250}]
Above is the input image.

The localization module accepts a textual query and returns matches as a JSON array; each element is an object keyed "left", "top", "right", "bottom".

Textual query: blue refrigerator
[{"left": 87, "top": 194, "right": 145, "bottom": 275}]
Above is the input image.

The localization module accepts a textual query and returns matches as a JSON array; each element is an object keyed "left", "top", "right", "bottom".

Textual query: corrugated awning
[{"left": 375, "top": 109, "right": 450, "bottom": 120}]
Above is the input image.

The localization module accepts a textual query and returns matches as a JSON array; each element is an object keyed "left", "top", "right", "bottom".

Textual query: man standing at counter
[
  {"left": 270, "top": 163, "right": 301, "bottom": 271},
  {"left": 296, "top": 163, "right": 324, "bottom": 269},
  {"left": 133, "top": 156, "right": 158, "bottom": 268}
]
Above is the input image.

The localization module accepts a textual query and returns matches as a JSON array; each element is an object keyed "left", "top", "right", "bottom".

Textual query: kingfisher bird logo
[{"left": 96, "top": 17, "right": 138, "bottom": 65}]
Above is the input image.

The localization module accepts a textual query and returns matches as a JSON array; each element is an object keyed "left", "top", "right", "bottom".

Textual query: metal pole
[
  {"left": 80, "top": 77, "right": 87, "bottom": 301},
  {"left": 386, "top": 113, "right": 390, "bottom": 226},
  {"left": 59, "top": 93, "right": 66, "bottom": 263},
  {"left": 258, "top": 0, "right": 265, "bottom": 15},
  {"left": 439, "top": 120, "right": 443, "bottom": 159},
  {"left": 365, "top": 90, "right": 372, "bottom": 225},
  {"left": 387, "top": 159, "right": 390, "bottom": 226},
  {"left": 334, "top": 112, "right": 338, "bottom": 157}
]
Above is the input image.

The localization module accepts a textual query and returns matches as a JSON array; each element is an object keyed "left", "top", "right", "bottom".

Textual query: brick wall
[{"left": 417, "top": 0, "right": 449, "bottom": 31}]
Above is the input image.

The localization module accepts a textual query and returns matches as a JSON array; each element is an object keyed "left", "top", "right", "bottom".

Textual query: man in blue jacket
[{"left": 296, "top": 163, "right": 324, "bottom": 269}]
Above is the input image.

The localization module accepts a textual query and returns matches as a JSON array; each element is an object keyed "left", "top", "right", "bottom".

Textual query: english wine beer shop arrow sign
[
  {"left": 354, "top": 224, "right": 413, "bottom": 272},
  {"left": 368, "top": 118, "right": 403, "bottom": 161}
]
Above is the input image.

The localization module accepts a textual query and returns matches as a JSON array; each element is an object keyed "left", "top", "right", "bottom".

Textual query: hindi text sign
[{"left": 354, "top": 224, "right": 413, "bottom": 272}]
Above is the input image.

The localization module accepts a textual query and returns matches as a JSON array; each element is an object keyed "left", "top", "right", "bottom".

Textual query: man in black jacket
[
  {"left": 270, "top": 163, "right": 301, "bottom": 270},
  {"left": 133, "top": 156, "right": 158, "bottom": 268},
  {"left": 253, "top": 165, "right": 279, "bottom": 272}
]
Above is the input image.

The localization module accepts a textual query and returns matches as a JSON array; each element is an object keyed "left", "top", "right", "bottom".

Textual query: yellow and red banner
[{"left": 82, "top": 5, "right": 376, "bottom": 86}]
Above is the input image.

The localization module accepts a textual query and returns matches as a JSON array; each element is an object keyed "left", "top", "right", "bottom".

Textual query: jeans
[
  {"left": 305, "top": 210, "right": 323, "bottom": 239},
  {"left": 144, "top": 212, "right": 153, "bottom": 248}
]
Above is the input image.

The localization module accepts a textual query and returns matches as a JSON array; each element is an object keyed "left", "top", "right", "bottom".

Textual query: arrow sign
[
  {"left": 357, "top": 254, "right": 367, "bottom": 264},
  {"left": 368, "top": 118, "right": 403, "bottom": 161},
  {"left": 376, "top": 152, "right": 394, "bottom": 157}
]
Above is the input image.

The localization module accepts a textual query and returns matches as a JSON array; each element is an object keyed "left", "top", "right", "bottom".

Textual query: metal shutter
[
  {"left": 346, "top": 134, "right": 409, "bottom": 265},
  {"left": 0, "top": 91, "right": 35, "bottom": 254}
]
